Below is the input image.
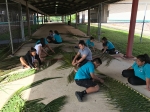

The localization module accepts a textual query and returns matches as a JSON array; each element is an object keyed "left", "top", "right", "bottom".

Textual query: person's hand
[
  {"left": 99, "top": 78, "right": 104, "bottom": 83},
  {"left": 27, "top": 65, "right": 30, "bottom": 68},
  {"left": 35, "top": 67, "right": 39, "bottom": 70}
]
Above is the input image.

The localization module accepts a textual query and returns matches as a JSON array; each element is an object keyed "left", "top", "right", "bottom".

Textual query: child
[
  {"left": 86, "top": 36, "right": 95, "bottom": 51},
  {"left": 101, "top": 37, "right": 119, "bottom": 54},
  {"left": 72, "top": 40, "right": 92, "bottom": 67},
  {"left": 36, "top": 37, "right": 55, "bottom": 53},
  {"left": 53, "top": 30, "right": 62, "bottom": 44},
  {"left": 35, "top": 38, "right": 50, "bottom": 61},
  {"left": 74, "top": 58, "right": 104, "bottom": 102},
  {"left": 122, "top": 54, "right": 150, "bottom": 91},
  {"left": 20, "top": 47, "right": 41, "bottom": 69}
]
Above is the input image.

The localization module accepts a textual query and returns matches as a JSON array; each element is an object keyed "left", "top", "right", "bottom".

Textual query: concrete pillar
[
  {"left": 26, "top": 0, "right": 31, "bottom": 36},
  {"left": 101, "top": 4, "right": 108, "bottom": 23},
  {"left": 82, "top": 11, "right": 85, "bottom": 23},
  {"left": 126, "top": 0, "right": 139, "bottom": 58},
  {"left": 87, "top": 7, "right": 91, "bottom": 36}
]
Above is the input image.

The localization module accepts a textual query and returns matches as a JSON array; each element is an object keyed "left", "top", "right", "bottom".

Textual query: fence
[{"left": 0, "top": 1, "right": 43, "bottom": 57}]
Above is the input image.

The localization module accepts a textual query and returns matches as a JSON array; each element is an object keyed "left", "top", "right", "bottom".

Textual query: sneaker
[
  {"left": 75, "top": 91, "right": 83, "bottom": 102},
  {"left": 116, "top": 51, "right": 120, "bottom": 54}
]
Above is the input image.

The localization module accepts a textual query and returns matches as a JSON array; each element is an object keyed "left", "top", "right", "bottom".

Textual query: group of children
[
  {"left": 20, "top": 30, "right": 62, "bottom": 70},
  {"left": 72, "top": 37, "right": 150, "bottom": 102},
  {"left": 19, "top": 33, "right": 150, "bottom": 102}
]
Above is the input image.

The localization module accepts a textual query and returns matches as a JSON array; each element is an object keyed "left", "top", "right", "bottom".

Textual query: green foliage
[
  {"left": 4, "top": 69, "right": 36, "bottom": 83},
  {"left": 0, "top": 78, "right": 67, "bottom": 112},
  {"left": 56, "top": 51, "right": 75, "bottom": 70},
  {"left": 100, "top": 77, "right": 150, "bottom": 112},
  {"left": 67, "top": 70, "right": 75, "bottom": 83},
  {"left": 0, "top": 56, "right": 20, "bottom": 70},
  {"left": 92, "top": 48, "right": 114, "bottom": 66},
  {"left": 41, "top": 95, "right": 67, "bottom": 112},
  {"left": 77, "top": 24, "right": 150, "bottom": 56}
]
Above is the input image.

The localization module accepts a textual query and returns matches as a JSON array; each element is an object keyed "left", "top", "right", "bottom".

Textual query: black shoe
[{"left": 75, "top": 91, "right": 83, "bottom": 102}]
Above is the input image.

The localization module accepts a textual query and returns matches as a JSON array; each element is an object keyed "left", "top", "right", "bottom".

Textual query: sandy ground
[{"left": 0, "top": 23, "right": 150, "bottom": 111}]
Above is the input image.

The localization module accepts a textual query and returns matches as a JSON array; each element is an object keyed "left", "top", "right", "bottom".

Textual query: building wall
[{"left": 108, "top": 0, "right": 150, "bottom": 22}]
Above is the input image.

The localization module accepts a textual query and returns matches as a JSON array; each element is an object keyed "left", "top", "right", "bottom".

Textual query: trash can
[{"left": 68, "top": 21, "right": 71, "bottom": 25}]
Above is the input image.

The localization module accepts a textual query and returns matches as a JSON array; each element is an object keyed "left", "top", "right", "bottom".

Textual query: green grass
[
  {"left": 77, "top": 24, "right": 150, "bottom": 56},
  {"left": 0, "top": 77, "right": 67, "bottom": 112},
  {"left": 100, "top": 76, "right": 150, "bottom": 112}
]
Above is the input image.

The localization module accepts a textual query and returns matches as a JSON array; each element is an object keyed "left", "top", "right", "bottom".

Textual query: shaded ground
[{"left": 0, "top": 23, "right": 150, "bottom": 112}]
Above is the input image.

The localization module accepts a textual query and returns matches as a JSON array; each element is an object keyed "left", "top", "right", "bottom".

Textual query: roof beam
[{"left": 11, "top": 0, "right": 46, "bottom": 14}]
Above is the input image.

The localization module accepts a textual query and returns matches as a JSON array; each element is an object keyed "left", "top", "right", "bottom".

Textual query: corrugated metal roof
[{"left": 27, "top": 0, "right": 122, "bottom": 15}]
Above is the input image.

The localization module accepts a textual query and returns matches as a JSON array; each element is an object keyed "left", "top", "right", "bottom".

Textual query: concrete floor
[{"left": 0, "top": 23, "right": 149, "bottom": 111}]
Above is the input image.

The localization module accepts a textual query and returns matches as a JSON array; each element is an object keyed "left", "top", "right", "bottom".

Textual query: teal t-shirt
[
  {"left": 54, "top": 34, "right": 62, "bottom": 43},
  {"left": 132, "top": 62, "right": 150, "bottom": 80},
  {"left": 107, "top": 41, "right": 115, "bottom": 49},
  {"left": 35, "top": 38, "right": 48, "bottom": 45},
  {"left": 86, "top": 39, "right": 94, "bottom": 47},
  {"left": 74, "top": 61, "right": 95, "bottom": 80}
]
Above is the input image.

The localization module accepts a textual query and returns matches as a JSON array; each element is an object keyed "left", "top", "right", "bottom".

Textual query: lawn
[{"left": 77, "top": 24, "right": 150, "bottom": 56}]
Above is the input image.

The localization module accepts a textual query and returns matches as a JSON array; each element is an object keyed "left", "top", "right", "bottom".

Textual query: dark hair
[
  {"left": 30, "top": 47, "right": 36, "bottom": 52},
  {"left": 78, "top": 40, "right": 86, "bottom": 46},
  {"left": 49, "top": 30, "right": 53, "bottom": 33},
  {"left": 102, "top": 37, "right": 108, "bottom": 46},
  {"left": 102, "top": 37, "right": 107, "bottom": 42},
  {"left": 37, "top": 38, "right": 46, "bottom": 47},
  {"left": 54, "top": 30, "right": 59, "bottom": 35},
  {"left": 92, "top": 58, "right": 102, "bottom": 64},
  {"left": 90, "top": 36, "right": 94, "bottom": 40},
  {"left": 137, "top": 54, "right": 150, "bottom": 64}
]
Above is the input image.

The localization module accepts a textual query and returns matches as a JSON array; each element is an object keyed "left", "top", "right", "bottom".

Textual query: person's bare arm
[
  {"left": 102, "top": 46, "right": 108, "bottom": 53},
  {"left": 90, "top": 73, "right": 104, "bottom": 83},
  {"left": 72, "top": 52, "right": 80, "bottom": 66},
  {"left": 146, "top": 78, "right": 150, "bottom": 91},
  {"left": 128, "top": 66, "right": 133, "bottom": 69},
  {"left": 76, "top": 55, "right": 86, "bottom": 64},
  {"left": 46, "top": 44, "right": 55, "bottom": 53}
]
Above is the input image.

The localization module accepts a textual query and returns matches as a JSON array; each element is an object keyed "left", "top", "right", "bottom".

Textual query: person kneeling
[
  {"left": 20, "top": 47, "right": 42, "bottom": 70},
  {"left": 101, "top": 37, "right": 119, "bottom": 54},
  {"left": 122, "top": 54, "right": 150, "bottom": 91},
  {"left": 74, "top": 58, "right": 104, "bottom": 102}
]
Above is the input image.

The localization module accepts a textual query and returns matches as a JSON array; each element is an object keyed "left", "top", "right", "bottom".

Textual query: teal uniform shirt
[
  {"left": 78, "top": 47, "right": 92, "bottom": 61},
  {"left": 36, "top": 38, "right": 48, "bottom": 45},
  {"left": 54, "top": 34, "right": 62, "bottom": 43},
  {"left": 74, "top": 61, "right": 95, "bottom": 80},
  {"left": 132, "top": 62, "right": 150, "bottom": 80},
  {"left": 107, "top": 41, "right": 115, "bottom": 49},
  {"left": 86, "top": 39, "right": 94, "bottom": 47}
]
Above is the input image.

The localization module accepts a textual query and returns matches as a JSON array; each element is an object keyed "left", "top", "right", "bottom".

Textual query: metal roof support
[
  {"left": 33, "top": 13, "right": 36, "bottom": 25},
  {"left": 42, "top": 15, "right": 43, "bottom": 24},
  {"left": 70, "top": 14, "right": 71, "bottom": 24},
  {"left": 37, "top": 11, "right": 39, "bottom": 25},
  {"left": 19, "top": 3, "right": 25, "bottom": 41},
  {"left": 87, "top": 7, "right": 91, "bottom": 36},
  {"left": 75, "top": 12, "right": 77, "bottom": 29},
  {"left": 5, "top": 0, "right": 14, "bottom": 54},
  {"left": 97, "top": 3, "right": 102, "bottom": 42},
  {"left": 126, "top": 0, "right": 139, "bottom": 58},
  {"left": 26, "top": 0, "right": 31, "bottom": 36}
]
